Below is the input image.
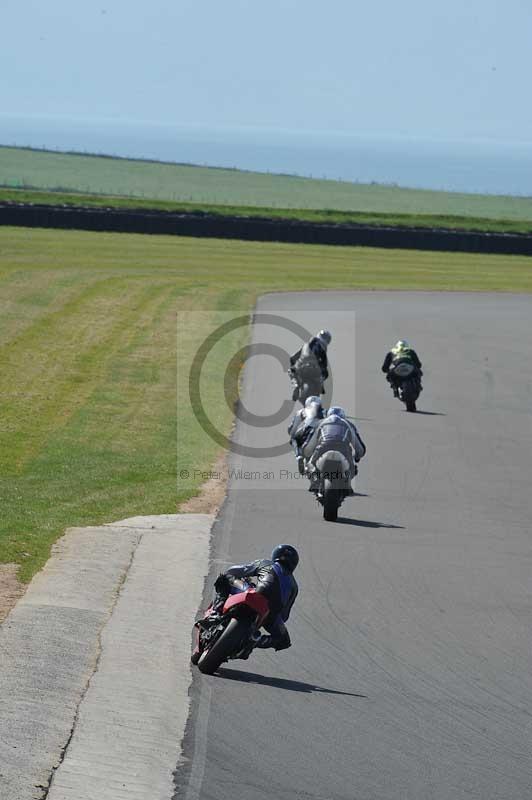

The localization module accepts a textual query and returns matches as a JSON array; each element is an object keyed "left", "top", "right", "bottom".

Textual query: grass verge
[{"left": 1, "top": 226, "right": 531, "bottom": 582}]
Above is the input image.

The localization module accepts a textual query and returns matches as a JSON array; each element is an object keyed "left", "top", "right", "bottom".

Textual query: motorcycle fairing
[
  {"left": 316, "top": 450, "right": 350, "bottom": 474},
  {"left": 223, "top": 588, "right": 270, "bottom": 624}
]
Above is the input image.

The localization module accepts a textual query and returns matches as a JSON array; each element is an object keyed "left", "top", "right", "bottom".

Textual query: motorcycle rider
[
  {"left": 382, "top": 340, "right": 423, "bottom": 398},
  {"left": 288, "top": 396, "right": 325, "bottom": 473},
  {"left": 289, "top": 330, "right": 331, "bottom": 402},
  {"left": 195, "top": 544, "right": 299, "bottom": 660},
  {"left": 303, "top": 406, "right": 366, "bottom": 496}
]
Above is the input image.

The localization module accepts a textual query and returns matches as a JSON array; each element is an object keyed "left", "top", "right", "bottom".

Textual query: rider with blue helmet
[{"left": 199, "top": 545, "right": 299, "bottom": 654}]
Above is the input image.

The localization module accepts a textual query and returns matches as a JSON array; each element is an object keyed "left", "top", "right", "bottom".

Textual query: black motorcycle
[
  {"left": 289, "top": 369, "right": 323, "bottom": 406},
  {"left": 298, "top": 379, "right": 323, "bottom": 406},
  {"left": 389, "top": 362, "right": 422, "bottom": 412}
]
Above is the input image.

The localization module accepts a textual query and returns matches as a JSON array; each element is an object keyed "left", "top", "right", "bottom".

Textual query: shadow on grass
[{"left": 218, "top": 667, "right": 366, "bottom": 697}]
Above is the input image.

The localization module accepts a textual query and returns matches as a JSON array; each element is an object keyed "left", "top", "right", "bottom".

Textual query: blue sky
[{"left": 2, "top": 0, "right": 531, "bottom": 143}]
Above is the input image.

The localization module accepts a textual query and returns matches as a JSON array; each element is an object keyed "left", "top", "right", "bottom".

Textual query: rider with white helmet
[
  {"left": 288, "top": 395, "right": 325, "bottom": 473},
  {"left": 289, "top": 330, "right": 332, "bottom": 402}
]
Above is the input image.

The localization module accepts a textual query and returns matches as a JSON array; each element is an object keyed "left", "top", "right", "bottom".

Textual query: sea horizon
[{"left": 1, "top": 114, "right": 531, "bottom": 198}]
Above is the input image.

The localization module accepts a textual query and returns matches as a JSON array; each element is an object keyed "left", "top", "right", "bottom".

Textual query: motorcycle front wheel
[{"left": 197, "top": 617, "right": 250, "bottom": 675}]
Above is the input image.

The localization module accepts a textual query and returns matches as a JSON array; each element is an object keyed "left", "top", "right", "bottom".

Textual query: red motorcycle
[{"left": 192, "top": 584, "right": 270, "bottom": 675}]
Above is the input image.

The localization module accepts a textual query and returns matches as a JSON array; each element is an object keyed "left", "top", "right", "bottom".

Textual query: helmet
[
  {"left": 271, "top": 544, "right": 299, "bottom": 573},
  {"left": 327, "top": 405, "right": 346, "bottom": 419},
  {"left": 304, "top": 395, "right": 321, "bottom": 408},
  {"left": 317, "top": 330, "right": 332, "bottom": 346},
  {"left": 394, "top": 340, "right": 409, "bottom": 352},
  {"left": 305, "top": 401, "right": 322, "bottom": 419}
]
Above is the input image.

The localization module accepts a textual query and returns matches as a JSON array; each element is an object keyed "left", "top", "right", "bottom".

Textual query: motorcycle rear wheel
[
  {"left": 299, "top": 379, "right": 322, "bottom": 406},
  {"left": 401, "top": 380, "right": 418, "bottom": 413},
  {"left": 322, "top": 478, "right": 339, "bottom": 522},
  {"left": 197, "top": 617, "right": 250, "bottom": 675},
  {"left": 298, "top": 383, "right": 311, "bottom": 405}
]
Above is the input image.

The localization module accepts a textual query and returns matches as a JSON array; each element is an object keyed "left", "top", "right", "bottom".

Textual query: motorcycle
[
  {"left": 191, "top": 581, "right": 270, "bottom": 675},
  {"left": 289, "top": 406, "right": 323, "bottom": 475},
  {"left": 288, "top": 366, "right": 324, "bottom": 406},
  {"left": 308, "top": 448, "right": 352, "bottom": 522},
  {"left": 298, "top": 378, "right": 323, "bottom": 406},
  {"left": 389, "top": 362, "right": 422, "bottom": 412}
]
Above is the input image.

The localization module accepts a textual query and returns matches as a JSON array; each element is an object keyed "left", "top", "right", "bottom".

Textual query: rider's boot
[
  {"left": 306, "top": 462, "right": 317, "bottom": 492},
  {"left": 254, "top": 634, "right": 274, "bottom": 649},
  {"left": 289, "top": 369, "right": 300, "bottom": 401},
  {"left": 308, "top": 474, "right": 319, "bottom": 493}
]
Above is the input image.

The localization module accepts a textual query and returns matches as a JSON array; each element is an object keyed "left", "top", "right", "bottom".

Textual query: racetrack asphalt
[{"left": 176, "top": 292, "right": 532, "bottom": 800}]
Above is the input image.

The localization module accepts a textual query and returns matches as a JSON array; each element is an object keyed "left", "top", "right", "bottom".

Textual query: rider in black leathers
[
  {"left": 382, "top": 340, "right": 423, "bottom": 397},
  {"left": 204, "top": 544, "right": 299, "bottom": 652}
]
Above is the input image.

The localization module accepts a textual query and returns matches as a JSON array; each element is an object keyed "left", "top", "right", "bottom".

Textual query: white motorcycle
[{"left": 308, "top": 448, "right": 352, "bottom": 522}]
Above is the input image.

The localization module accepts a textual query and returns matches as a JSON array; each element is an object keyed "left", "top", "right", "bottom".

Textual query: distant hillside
[{"left": 1, "top": 145, "right": 532, "bottom": 221}]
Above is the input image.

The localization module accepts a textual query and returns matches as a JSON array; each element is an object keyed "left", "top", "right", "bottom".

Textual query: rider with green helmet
[{"left": 382, "top": 340, "right": 423, "bottom": 397}]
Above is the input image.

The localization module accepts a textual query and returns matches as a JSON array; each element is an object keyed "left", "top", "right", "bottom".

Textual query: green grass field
[
  {"left": 2, "top": 145, "right": 532, "bottom": 223},
  {"left": 1, "top": 226, "right": 532, "bottom": 582}
]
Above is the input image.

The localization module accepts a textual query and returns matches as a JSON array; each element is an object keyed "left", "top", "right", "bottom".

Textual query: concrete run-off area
[{"left": 0, "top": 514, "right": 213, "bottom": 800}]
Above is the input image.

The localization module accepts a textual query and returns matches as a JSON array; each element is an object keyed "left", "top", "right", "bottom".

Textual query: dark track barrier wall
[{"left": 2, "top": 203, "right": 532, "bottom": 255}]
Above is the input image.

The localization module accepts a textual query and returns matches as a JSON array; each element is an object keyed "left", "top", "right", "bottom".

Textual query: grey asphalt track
[{"left": 176, "top": 292, "right": 532, "bottom": 800}]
